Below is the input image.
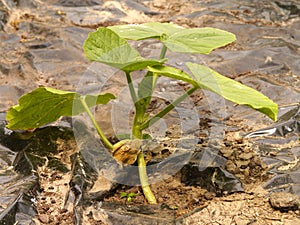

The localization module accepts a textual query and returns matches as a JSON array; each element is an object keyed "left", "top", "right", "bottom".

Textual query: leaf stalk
[
  {"left": 126, "top": 71, "right": 138, "bottom": 104},
  {"left": 159, "top": 44, "right": 167, "bottom": 59},
  {"left": 79, "top": 96, "right": 113, "bottom": 149},
  {"left": 140, "top": 86, "right": 198, "bottom": 130}
]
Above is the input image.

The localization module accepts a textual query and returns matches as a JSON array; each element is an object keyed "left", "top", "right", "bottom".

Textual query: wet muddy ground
[{"left": 1, "top": 0, "right": 300, "bottom": 224}]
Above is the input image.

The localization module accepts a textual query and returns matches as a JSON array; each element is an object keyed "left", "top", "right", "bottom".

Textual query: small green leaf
[
  {"left": 127, "top": 192, "right": 137, "bottom": 198},
  {"left": 120, "top": 192, "right": 136, "bottom": 203},
  {"left": 108, "top": 22, "right": 184, "bottom": 40},
  {"left": 120, "top": 192, "right": 128, "bottom": 198},
  {"left": 6, "top": 87, "right": 116, "bottom": 130},
  {"left": 83, "top": 28, "right": 166, "bottom": 71},
  {"left": 163, "top": 28, "right": 236, "bottom": 54},
  {"left": 186, "top": 62, "right": 278, "bottom": 121}
]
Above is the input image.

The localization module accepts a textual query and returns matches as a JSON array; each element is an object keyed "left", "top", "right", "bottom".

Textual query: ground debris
[
  {"left": 181, "top": 190, "right": 300, "bottom": 225},
  {"left": 33, "top": 138, "right": 77, "bottom": 224},
  {"left": 34, "top": 167, "right": 74, "bottom": 225},
  {"left": 269, "top": 192, "right": 299, "bottom": 212}
]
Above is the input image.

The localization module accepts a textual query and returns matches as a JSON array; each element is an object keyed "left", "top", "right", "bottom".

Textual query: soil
[
  {"left": 1, "top": 0, "right": 300, "bottom": 224},
  {"left": 32, "top": 128, "right": 300, "bottom": 225}
]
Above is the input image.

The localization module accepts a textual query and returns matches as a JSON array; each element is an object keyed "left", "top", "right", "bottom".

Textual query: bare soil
[{"left": 33, "top": 128, "right": 300, "bottom": 225}]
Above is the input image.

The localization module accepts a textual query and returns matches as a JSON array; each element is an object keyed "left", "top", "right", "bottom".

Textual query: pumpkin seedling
[
  {"left": 5, "top": 22, "right": 278, "bottom": 204},
  {"left": 120, "top": 192, "right": 137, "bottom": 204}
]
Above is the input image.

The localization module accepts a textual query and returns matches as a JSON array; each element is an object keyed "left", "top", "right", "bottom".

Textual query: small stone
[
  {"left": 89, "top": 174, "right": 113, "bottom": 194},
  {"left": 225, "top": 160, "right": 240, "bottom": 174},
  {"left": 204, "top": 191, "right": 216, "bottom": 200},
  {"left": 243, "top": 167, "right": 250, "bottom": 177},
  {"left": 158, "top": 197, "right": 164, "bottom": 203},
  {"left": 238, "top": 152, "right": 254, "bottom": 160},
  {"left": 220, "top": 147, "right": 233, "bottom": 158},
  {"left": 269, "top": 192, "right": 299, "bottom": 211},
  {"left": 39, "top": 214, "right": 50, "bottom": 223},
  {"left": 236, "top": 159, "right": 250, "bottom": 168}
]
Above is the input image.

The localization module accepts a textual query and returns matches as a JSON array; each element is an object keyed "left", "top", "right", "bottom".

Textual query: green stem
[
  {"left": 125, "top": 71, "right": 157, "bottom": 204},
  {"left": 125, "top": 71, "right": 138, "bottom": 104},
  {"left": 159, "top": 44, "right": 167, "bottom": 59},
  {"left": 140, "top": 86, "right": 198, "bottom": 130},
  {"left": 137, "top": 152, "right": 157, "bottom": 204},
  {"left": 131, "top": 126, "right": 157, "bottom": 204},
  {"left": 152, "top": 73, "right": 158, "bottom": 89},
  {"left": 79, "top": 96, "right": 113, "bottom": 150}
]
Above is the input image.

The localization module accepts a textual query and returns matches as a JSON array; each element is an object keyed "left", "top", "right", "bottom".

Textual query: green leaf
[
  {"left": 148, "top": 65, "right": 198, "bottom": 86},
  {"left": 108, "top": 22, "right": 184, "bottom": 40},
  {"left": 186, "top": 62, "right": 278, "bottom": 121},
  {"left": 83, "top": 27, "right": 166, "bottom": 71},
  {"left": 148, "top": 64, "right": 278, "bottom": 121},
  {"left": 127, "top": 192, "right": 137, "bottom": 198},
  {"left": 120, "top": 192, "right": 128, "bottom": 198},
  {"left": 109, "top": 23, "right": 235, "bottom": 55},
  {"left": 163, "top": 27, "right": 236, "bottom": 54},
  {"left": 6, "top": 87, "right": 116, "bottom": 130}
]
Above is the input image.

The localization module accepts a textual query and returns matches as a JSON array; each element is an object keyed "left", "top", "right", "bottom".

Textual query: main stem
[
  {"left": 126, "top": 45, "right": 169, "bottom": 204},
  {"left": 133, "top": 126, "right": 157, "bottom": 204},
  {"left": 79, "top": 97, "right": 113, "bottom": 149},
  {"left": 126, "top": 71, "right": 157, "bottom": 204}
]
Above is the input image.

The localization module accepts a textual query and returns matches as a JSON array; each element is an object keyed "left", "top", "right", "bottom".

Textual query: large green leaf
[
  {"left": 6, "top": 87, "right": 116, "bottom": 130},
  {"left": 108, "top": 22, "right": 184, "bottom": 40},
  {"left": 148, "top": 64, "right": 278, "bottom": 121},
  {"left": 83, "top": 27, "right": 165, "bottom": 71},
  {"left": 147, "top": 65, "right": 197, "bottom": 86},
  {"left": 109, "top": 23, "right": 235, "bottom": 55},
  {"left": 162, "top": 28, "right": 236, "bottom": 54},
  {"left": 187, "top": 63, "right": 278, "bottom": 121}
]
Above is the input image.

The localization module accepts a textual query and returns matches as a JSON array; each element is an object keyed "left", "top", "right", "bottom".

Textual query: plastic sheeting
[{"left": 245, "top": 105, "right": 300, "bottom": 195}]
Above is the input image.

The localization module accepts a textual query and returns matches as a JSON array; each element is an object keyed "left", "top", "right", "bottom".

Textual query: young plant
[
  {"left": 120, "top": 191, "right": 137, "bottom": 204},
  {"left": 5, "top": 22, "right": 278, "bottom": 204}
]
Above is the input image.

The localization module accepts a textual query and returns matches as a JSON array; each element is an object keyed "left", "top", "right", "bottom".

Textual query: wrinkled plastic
[
  {"left": 245, "top": 104, "right": 300, "bottom": 138},
  {"left": 0, "top": 122, "right": 74, "bottom": 225},
  {"left": 0, "top": 121, "right": 37, "bottom": 225},
  {"left": 71, "top": 119, "right": 243, "bottom": 224},
  {"left": 0, "top": 119, "right": 244, "bottom": 224},
  {"left": 181, "top": 165, "right": 244, "bottom": 194},
  {"left": 245, "top": 105, "right": 300, "bottom": 196}
]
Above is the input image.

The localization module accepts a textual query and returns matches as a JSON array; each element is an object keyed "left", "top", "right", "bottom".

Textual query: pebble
[
  {"left": 39, "top": 214, "right": 50, "bottom": 223},
  {"left": 238, "top": 152, "right": 254, "bottom": 160},
  {"left": 204, "top": 191, "right": 216, "bottom": 200},
  {"left": 269, "top": 192, "right": 299, "bottom": 211}
]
